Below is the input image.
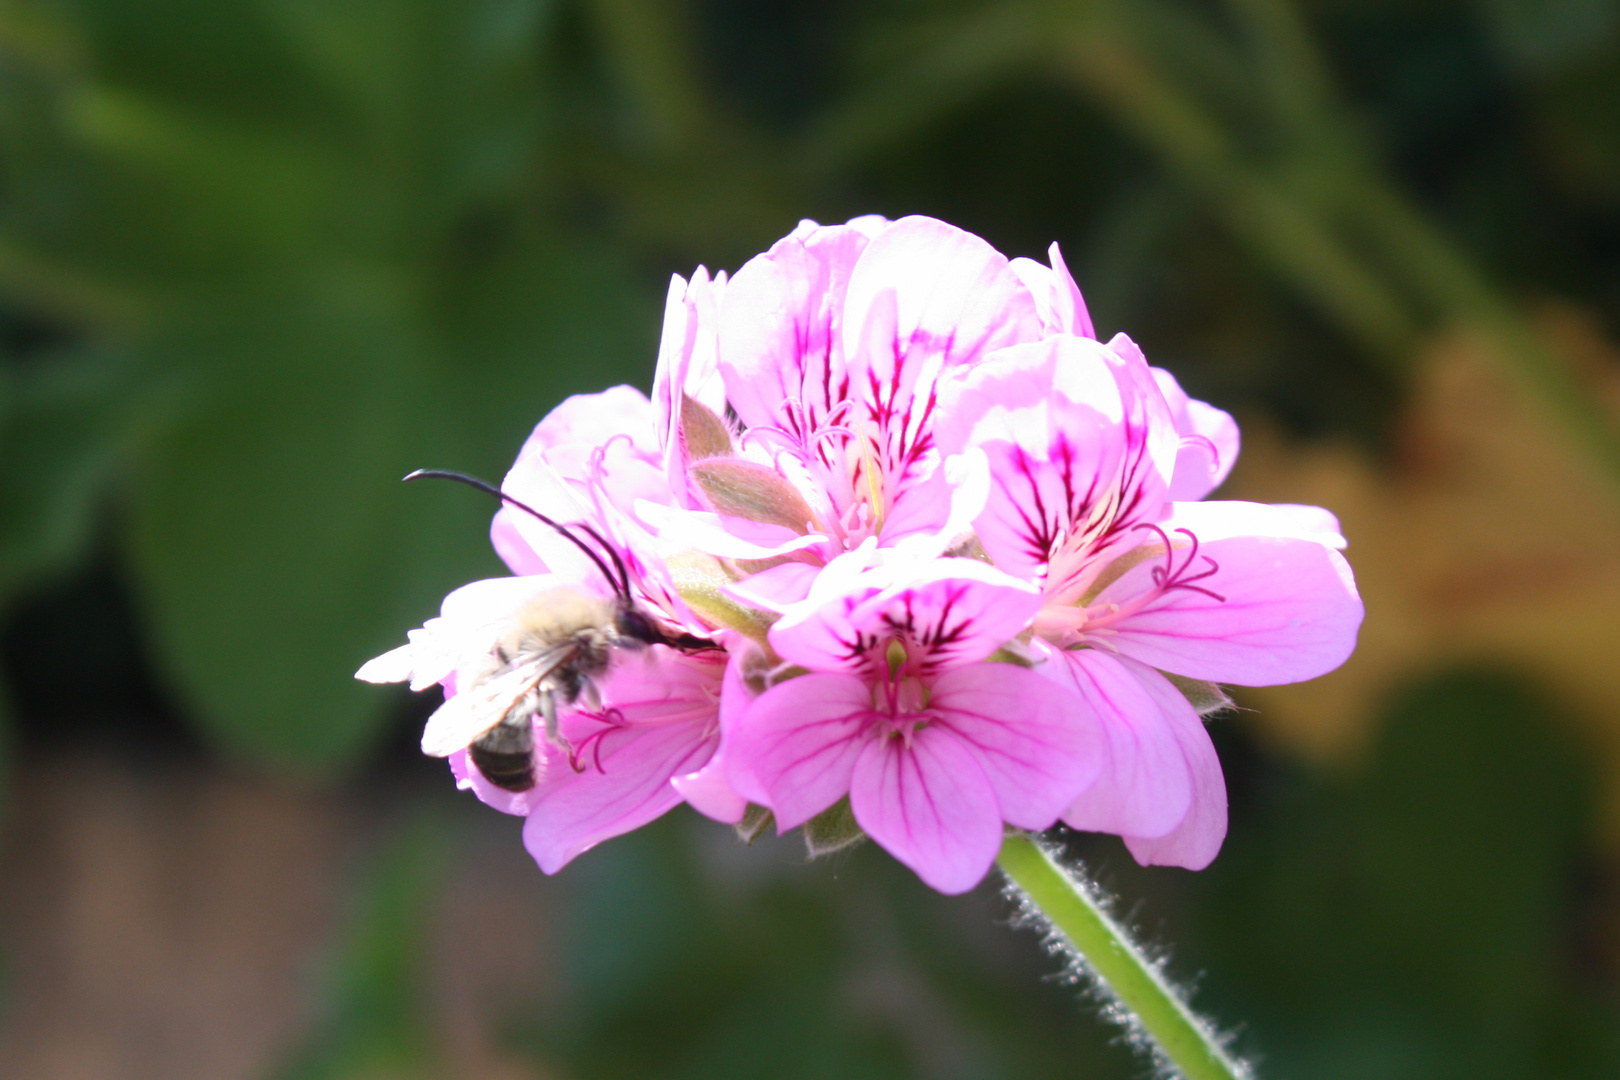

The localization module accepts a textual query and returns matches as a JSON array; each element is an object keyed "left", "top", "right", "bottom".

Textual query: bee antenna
[
  {"left": 567, "top": 521, "right": 634, "bottom": 598},
  {"left": 403, "top": 469, "right": 630, "bottom": 599}
]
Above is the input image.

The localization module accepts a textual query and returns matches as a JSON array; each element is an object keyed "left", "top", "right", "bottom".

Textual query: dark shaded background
[{"left": 2, "top": 1, "right": 1619, "bottom": 1077}]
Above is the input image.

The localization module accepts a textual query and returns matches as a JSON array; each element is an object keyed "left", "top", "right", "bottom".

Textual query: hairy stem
[{"left": 997, "top": 833, "right": 1250, "bottom": 1080}]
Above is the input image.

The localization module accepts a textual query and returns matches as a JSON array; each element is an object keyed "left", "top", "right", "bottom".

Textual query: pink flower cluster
[{"left": 358, "top": 216, "right": 1363, "bottom": 894}]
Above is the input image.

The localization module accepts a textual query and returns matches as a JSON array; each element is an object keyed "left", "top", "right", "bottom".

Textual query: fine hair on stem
[{"left": 998, "top": 834, "right": 1253, "bottom": 1080}]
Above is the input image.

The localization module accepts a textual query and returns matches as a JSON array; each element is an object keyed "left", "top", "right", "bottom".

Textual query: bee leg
[
  {"left": 579, "top": 678, "right": 601, "bottom": 712},
  {"left": 538, "top": 686, "right": 583, "bottom": 770}
]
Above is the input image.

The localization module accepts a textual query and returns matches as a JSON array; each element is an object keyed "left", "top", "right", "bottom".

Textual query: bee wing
[{"left": 418, "top": 646, "right": 579, "bottom": 758}]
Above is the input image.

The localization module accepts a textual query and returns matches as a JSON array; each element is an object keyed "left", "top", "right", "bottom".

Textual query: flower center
[
  {"left": 1035, "top": 525, "right": 1225, "bottom": 649},
  {"left": 867, "top": 674, "right": 933, "bottom": 748}
]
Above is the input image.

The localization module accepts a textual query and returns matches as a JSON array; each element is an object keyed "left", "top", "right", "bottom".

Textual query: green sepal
[
  {"left": 690, "top": 458, "right": 817, "bottom": 533},
  {"left": 733, "top": 803, "right": 774, "bottom": 845},
  {"left": 986, "top": 645, "right": 1038, "bottom": 668},
  {"left": 666, "top": 549, "right": 775, "bottom": 644},
  {"left": 1163, "top": 672, "right": 1235, "bottom": 717},
  {"left": 802, "top": 797, "right": 866, "bottom": 858},
  {"left": 681, "top": 393, "right": 734, "bottom": 460}
]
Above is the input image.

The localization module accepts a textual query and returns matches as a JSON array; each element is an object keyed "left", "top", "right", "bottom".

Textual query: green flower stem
[{"left": 997, "top": 833, "right": 1249, "bottom": 1080}]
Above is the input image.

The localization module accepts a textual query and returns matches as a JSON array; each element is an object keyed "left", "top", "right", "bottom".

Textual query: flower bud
[
  {"left": 681, "top": 392, "right": 734, "bottom": 460},
  {"left": 690, "top": 458, "right": 818, "bottom": 534}
]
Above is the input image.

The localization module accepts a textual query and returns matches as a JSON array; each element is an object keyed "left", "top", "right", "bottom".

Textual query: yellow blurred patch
[{"left": 1229, "top": 307, "right": 1620, "bottom": 841}]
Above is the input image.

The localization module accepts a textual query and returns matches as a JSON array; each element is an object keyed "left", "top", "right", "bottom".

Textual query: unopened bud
[
  {"left": 690, "top": 459, "right": 817, "bottom": 534},
  {"left": 681, "top": 393, "right": 735, "bottom": 460}
]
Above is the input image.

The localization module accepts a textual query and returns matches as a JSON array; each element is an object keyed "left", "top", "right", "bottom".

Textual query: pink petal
[
  {"left": 1007, "top": 242, "right": 1095, "bottom": 339},
  {"left": 652, "top": 268, "right": 728, "bottom": 498},
  {"left": 849, "top": 724, "right": 1003, "bottom": 895},
  {"left": 1096, "top": 501, "right": 1364, "bottom": 685},
  {"left": 652, "top": 271, "right": 697, "bottom": 460},
  {"left": 718, "top": 220, "right": 878, "bottom": 433},
  {"left": 515, "top": 384, "right": 659, "bottom": 467},
  {"left": 652, "top": 271, "right": 726, "bottom": 443},
  {"left": 457, "top": 647, "right": 726, "bottom": 840},
  {"left": 634, "top": 501, "right": 827, "bottom": 561},
  {"left": 842, "top": 217, "right": 1042, "bottom": 415},
  {"left": 868, "top": 445, "right": 954, "bottom": 546},
  {"left": 722, "top": 561, "right": 819, "bottom": 613},
  {"left": 1253, "top": 503, "right": 1347, "bottom": 548},
  {"left": 725, "top": 672, "right": 874, "bottom": 830},
  {"left": 490, "top": 508, "right": 548, "bottom": 576},
  {"left": 1153, "top": 367, "right": 1240, "bottom": 501},
  {"left": 671, "top": 755, "right": 747, "bottom": 823},
  {"left": 499, "top": 387, "right": 676, "bottom": 591},
  {"left": 500, "top": 453, "right": 612, "bottom": 587},
  {"left": 1007, "top": 257, "right": 1059, "bottom": 332},
  {"left": 715, "top": 644, "right": 767, "bottom": 804},
  {"left": 522, "top": 720, "right": 718, "bottom": 874},
  {"left": 936, "top": 336, "right": 1172, "bottom": 584},
  {"left": 1096, "top": 334, "right": 1182, "bottom": 492},
  {"left": 769, "top": 557, "right": 1041, "bottom": 674},
  {"left": 849, "top": 558, "right": 1042, "bottom": 670},
  {"left": 1046, "top": 242, "right": 1095, "bottom": 340},
  {"left": 928, "top": 662, "right": 1104, "bottom": 829},
  {"left": 1115, "top": 658, "right": 1227, "bottom": 870},
  {"left": 1046, "top": 648, "right": 1196, "bottom": 839}
]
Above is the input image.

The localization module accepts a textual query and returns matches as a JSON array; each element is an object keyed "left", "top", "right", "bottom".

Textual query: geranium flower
[
  {"left": 937, "top": 333, "right": 1363, "bottom": 869},
  {"left": 357, "top": 213, "right": 1362, "bottom": 899},
  {"left": 725, "top": 547, "right": 1105, "bottom": 894}
]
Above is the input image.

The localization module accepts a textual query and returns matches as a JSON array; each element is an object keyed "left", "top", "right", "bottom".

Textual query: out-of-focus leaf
[
  {"left": 0, "top": 350, "right": 143, "bottom": 599},
  {"left": 124, "top": 244, "right": 649, "bottom": 773},
  {"left": 1478, "top": 0, "right": 1619, "bottom": 73},
  {"left": 1, "top": 0, "right": 654, "bottom": 774}
]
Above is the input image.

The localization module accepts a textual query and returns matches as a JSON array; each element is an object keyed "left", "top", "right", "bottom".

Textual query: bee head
[{"left": 613, "top": 605, "right": 659, "bottom": 647}]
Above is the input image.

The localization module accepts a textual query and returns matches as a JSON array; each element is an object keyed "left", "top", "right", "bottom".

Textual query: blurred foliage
[
  {"left": 273, "top": 810, "right": 451, "bottom": 1080},
  {"left": 0, "top": 0, "right": 655, "bottom": 770},
  {"left": 1193, "top": 670, "right": 1617, "bottom": 1079},
  {"left": 3, "top": 0, "right": 1618, "bottom": 773}
]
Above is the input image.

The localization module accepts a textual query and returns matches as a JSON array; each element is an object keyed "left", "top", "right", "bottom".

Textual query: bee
[{"left": 406, "top": 470, "right": 714, "bottom": 792}]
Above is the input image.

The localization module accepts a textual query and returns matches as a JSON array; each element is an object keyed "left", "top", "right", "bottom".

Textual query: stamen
[
  {"left": 567, "top": 707, "right": 628, "bottom": 774},
  {"left": 1167, "top": 528, "right": 1226, "bottom": 602},
  {"left": 854, "top": 419, "right": 886, "bottom": 534},
  {"left": 1127, "top": 523, "right": 1226, "bottom": 604}
]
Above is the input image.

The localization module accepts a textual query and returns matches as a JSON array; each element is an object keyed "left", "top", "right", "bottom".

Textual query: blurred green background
[{"left": 2, "top": 1, "right": 1620, "bottom": 1077}]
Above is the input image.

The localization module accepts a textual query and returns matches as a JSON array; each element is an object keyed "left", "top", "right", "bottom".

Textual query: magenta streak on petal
[
  {"left": 1040, "top": 409, "right": 1168, "bottom": 603},
  {"left": 880, "top": 583, "right": 973, "bottom": 674}
]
